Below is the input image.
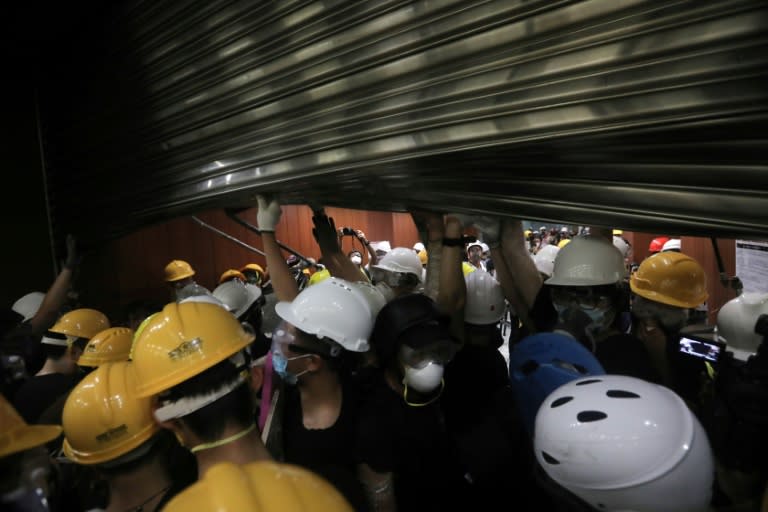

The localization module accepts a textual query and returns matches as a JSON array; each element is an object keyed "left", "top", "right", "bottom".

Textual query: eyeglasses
[{"left": 550, "top": 287, "right": 613, "bottom": 311}]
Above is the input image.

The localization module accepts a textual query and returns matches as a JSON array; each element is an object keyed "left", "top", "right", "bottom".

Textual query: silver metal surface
[{"left": 38, "top": 0, "right": 768, "bottom": 242}]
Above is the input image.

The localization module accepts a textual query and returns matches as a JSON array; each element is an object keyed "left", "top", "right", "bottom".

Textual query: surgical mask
[
  {"left": 350, "top": 255, "right": 362, "bottom": 265},
  {"left": 271, "top": 349, "right": 311, "bottom": 386},
  {"left": 375, "top": 282, "right": 396, "bottom": 302}
]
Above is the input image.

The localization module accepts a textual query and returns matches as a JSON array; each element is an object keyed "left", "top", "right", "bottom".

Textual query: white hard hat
[
  {"left": 717, "top": 292, "right": 768, "bottom": 361},
  {"left": 533, "top": 244, "right": 560, "bottom": 278},
  {"left": 275, "top": 277, "right": 374, "bottom": 352},
  {"left": 479, "top": 242, "right": 490, "bottom": 253},
  {"left": 371, "top": 247, "right": 423, "bottom": 283},
  {"left": 12, "top": 292, "right": 45, "bottom": 322},
  {"left": 612, "top": 235, "right": 630, "bottom": 258},
  {"left": 464, "top": 270, "right": 505, "bottom": 325},
  {"left": 369, "top": 241, "right": 391, "bottom": 254},
  {"left": 350, "top": 281, "right": 387, "bottom": 323},
  {"left": 179, "top": 293, "right": 229, "bottom": 310},
  {"left": 466, "top": 241, "right": 483, "bottom": 251},
  {"left": 413, "top": 242, "right": 426, "bottom": 252},
  {"left": 545, "top": 236, "right": 627, "bottom": 286},
  {"left": 213, "top": 281, "right": 262, "bottom": 319},
  {"left": 535, "top": 375, "right": 714, "bottom": 512},
  {"left": 662, "top": 239, "right": 682, "bottom": 252}
]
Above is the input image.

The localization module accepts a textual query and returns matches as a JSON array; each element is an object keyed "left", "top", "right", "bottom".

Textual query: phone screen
[{"left": 679, "top": 336, "right": 724, "bottom": 363}]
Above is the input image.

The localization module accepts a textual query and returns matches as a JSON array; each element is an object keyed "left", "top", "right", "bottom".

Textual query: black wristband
[{"left": 442, "top": 237, "right": 464, "bottom": 247}]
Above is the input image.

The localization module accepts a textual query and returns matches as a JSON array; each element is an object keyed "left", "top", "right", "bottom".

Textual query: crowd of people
[{"left": 2, "top": 200, "right": 767, "bottom": 512}]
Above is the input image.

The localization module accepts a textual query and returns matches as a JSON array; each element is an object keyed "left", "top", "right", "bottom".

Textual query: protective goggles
[
  {"left": 550, "top": 287, "right": 613, "bottom": 311},
  {"left": 370, "top": 268, "right": 407, "bottom": 287}
]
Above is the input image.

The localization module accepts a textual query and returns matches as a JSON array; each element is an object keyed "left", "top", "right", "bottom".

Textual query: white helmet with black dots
[{"left": 534, "top": 375, "right": 714, "bottom": 512}]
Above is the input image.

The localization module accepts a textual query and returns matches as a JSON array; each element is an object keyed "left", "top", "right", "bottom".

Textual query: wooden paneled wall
[
  {"left": 78, "top": 206, "right": 419, "bottom": 321},
  {"left": 78, "top": 211, "right": 737, "bottom": 328}
]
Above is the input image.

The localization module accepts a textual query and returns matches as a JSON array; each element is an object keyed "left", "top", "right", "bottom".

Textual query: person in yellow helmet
[
  {"left": 61, "top": 361, "right": 196, "bottom": 512},
  {"left": 163, "top": 461, "right": 353, "bottom": 512},
  {"left": 77, "top": 326, "right": 134, "bottom": 369},
  {"left": 163, "top": 259, "right": 214, "bottom": 302},
  {"left": 629, "top": 251, "right": 708, "bottom": 402},
  {"left": 0, "top": 395, "right": 62, "bottom": 511},
  {"left": 218, "top": 269, "right": 247, "bottom": 284},
  {"left": 240, "top": 263, "right": 266, "bottom": 286},
  {"left": 13, "top": 308, "right": 110, "bottom": 423},
  {"left": 131, "top": 302, "right": 271, "bottom": 479}
]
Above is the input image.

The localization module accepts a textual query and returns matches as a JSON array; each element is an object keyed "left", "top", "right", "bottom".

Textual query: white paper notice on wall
[{"left": 735, "top": 240, "right": 768, "bottom": 293}]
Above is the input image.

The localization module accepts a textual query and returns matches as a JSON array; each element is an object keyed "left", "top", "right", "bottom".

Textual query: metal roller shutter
[{"left": 38, "top": 0, "right": 768, "bottom": 243}]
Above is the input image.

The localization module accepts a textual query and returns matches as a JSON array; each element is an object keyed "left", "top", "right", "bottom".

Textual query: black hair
[
  {"left": 97, "top": 431, "right": 171, "bottom": 477},
  {"left": 43, "top": 343, "right": 68, "bottom": 360},
  {"left": 163, "top": 359, "right": 253, "bottom": 443},
  {"left": 292, "top": 328, "right": 363, "bottom": 376}
]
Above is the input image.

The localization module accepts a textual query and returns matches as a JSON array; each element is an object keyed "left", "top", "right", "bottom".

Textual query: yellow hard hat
[
  {"left": 219, "top": 269, "right": 246, "bottom": 284},
  {"left": 630, "top": 251, "right": 708, "bottom": 308},
  {"left": 77, "top": 327, "right": 134, "bottom": 367},
  {"left": 130, "top": 302, "right": 255, "bottom": 398},
  {"left": 418, "top": 249, "right": 428, "bottom": 265},
  {"left": 557, "top": 238, "right": 571, "bottom": 249},
  {"left": 308, "top": 268, "right": 331, "bottom": 286},
  {"left": 612, "top": 229, "right": 624, "bottom": 236},
  {"left": 0, "top": 395, "right": 61, "bottom": 458},
  {"left": 162, "top": 461, "right": 353, "bottom": 512},
  {"left": 62, "top": 361, "right": 159, "bottom": 465},
  {"left": 239, "top": 263, "right": 265, "bottom": 277},
  {"left": 524, "top": 229, "right": 532, "bottom": 238},
  {"left": 49, "top": 308, "right": 110, "bottom": 340},
  {"left": 164, "top": 260, "right": 195, "bottom": 282}
]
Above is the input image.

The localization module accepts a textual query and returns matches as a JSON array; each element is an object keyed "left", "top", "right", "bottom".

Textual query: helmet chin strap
[{"left": 190, "top": 423, "right": 257, "bottom": 453}]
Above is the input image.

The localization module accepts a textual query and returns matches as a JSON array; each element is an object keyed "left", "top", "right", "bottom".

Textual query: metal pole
[
  {"left": 190, "top": 216, "right": 266, "bottom": 256},
  {"left": 224, "top": 210, "right": 313, "bottom": 265}
]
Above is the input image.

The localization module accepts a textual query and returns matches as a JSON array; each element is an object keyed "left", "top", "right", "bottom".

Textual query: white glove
[{"left": 256, "top": 195, "right": 282, "bottom": 232}]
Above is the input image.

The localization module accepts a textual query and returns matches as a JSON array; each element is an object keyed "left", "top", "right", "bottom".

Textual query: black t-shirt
[
  {"left": 442, "top": 343, "right": 509, "bottom": 431},
  {"left": 281, "top": 380, "right": 369, "bottom": 512},
  {"left": 13, "top": 372, "right": 79, "bottom": 423},
  {"left": 594, "top": 333, "right": 662, "bottom": 384},
  {"left": 356, "top": 372, "right": 470, "bottom": 511}
]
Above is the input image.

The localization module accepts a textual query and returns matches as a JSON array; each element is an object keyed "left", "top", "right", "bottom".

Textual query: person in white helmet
[
  {"left": 535, "top": 374, "right": 715, "bottom": 512},
  {"left": 546, "top": 236, "right": 661, "bottom": 382},
  {"left": 440, "top": 268, "right": 531, "bottom": 507},
  {"left": 256, "top": 195, "right": 389, "bottom": 510},
  {"left": 700, "top": 293, "right": 768, "bottom": 509}
]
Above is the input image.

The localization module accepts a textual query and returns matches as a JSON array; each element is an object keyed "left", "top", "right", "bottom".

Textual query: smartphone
[{"left": 678, "top": 335, "right": 726, "bottom": 363}]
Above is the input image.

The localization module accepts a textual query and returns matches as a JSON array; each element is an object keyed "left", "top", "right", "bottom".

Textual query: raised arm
[
  {"left": 498, "top": 219, "right": 543, "bottom": 312},
  {"left": 355, "top": 229, "right": 379, "bottom": 267},
  {"left": 436, "top": 215, "right": 466, "bottom": 315},
  {"left": 257, "top": 195, "right": 299, "bottom": 302},
  {"left": 311, "top": 208, "right": 367, "bottom": 283},
  {"left": 29, "top": 234, "right": 79, "bottom": 334}
]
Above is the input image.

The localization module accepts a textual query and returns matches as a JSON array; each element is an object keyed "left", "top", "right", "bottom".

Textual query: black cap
[{"left": 371, "top": 293, "right": 454, "bottom": 366}]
